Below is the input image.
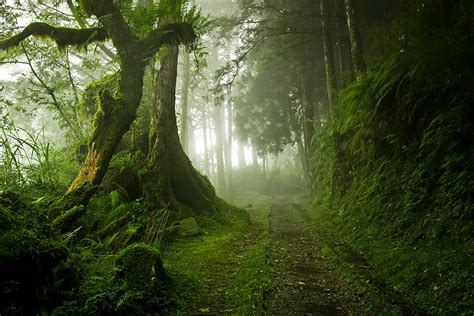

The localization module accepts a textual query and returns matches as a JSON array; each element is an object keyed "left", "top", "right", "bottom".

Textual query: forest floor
[{"left": 161, "top": 196, "right": 416, "bottom": 315}]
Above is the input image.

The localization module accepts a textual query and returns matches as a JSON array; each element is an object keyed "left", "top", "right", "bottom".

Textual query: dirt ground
[{"left": 263, "top": 202, "right": 368, "bottom": 315}]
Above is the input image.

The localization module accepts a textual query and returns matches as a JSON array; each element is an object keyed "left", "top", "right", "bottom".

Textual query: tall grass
[{"left": 0, "top": 121, "right": 65, "bottom": 189}]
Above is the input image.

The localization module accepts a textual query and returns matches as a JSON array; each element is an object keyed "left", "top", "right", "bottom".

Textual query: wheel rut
[{"left": 263, "top": 202, "right": 367, "bottom": 315}]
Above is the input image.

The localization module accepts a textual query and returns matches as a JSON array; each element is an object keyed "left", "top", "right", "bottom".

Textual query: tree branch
[
  {"left": 0, "top": 22, "right": 109, "bottom": 50},
  {"left": 142, "top": 23, "right": 197, "bottom": 57}
]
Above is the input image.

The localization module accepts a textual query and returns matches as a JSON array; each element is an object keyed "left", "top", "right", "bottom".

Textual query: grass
[{"left": 161, "top": 204, "right": 271, "bottom": 314}]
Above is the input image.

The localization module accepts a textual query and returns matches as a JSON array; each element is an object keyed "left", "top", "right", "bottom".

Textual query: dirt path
[
  {"left": 164, "top": 201, "right": 415, "bottom": 314},
  {"left": 263, "top": 202, "right": 367, "bottom": 315}
]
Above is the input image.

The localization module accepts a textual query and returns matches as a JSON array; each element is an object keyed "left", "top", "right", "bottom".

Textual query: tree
[
  {"left": 320, "top": 0, "right": 337, "bottom": 114},
  {"left": 142, "top": 0, "right": 217, "bottom": 214},
  {"left": 179, "top": 49, "right": 191, "bottom": 153},
  {"left": 212, "top": 104, "right": 226, "bottom": 196},
  {"left": 344, "top": 0, "right": 366, "bottom": 78},
  {"left": 0, "top": 1, "right": 197, "bottom": 213}
]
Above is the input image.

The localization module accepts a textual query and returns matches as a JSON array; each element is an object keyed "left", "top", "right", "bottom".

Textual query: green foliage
[
  {"left": 310, "top": 1, "right": 474, "bottom": 313},
  {"left": 101, "top": 152, "right": 144, "bottom": 200},
  {"left": 0, "top": 109, "right": 77, "bottom": 190}
]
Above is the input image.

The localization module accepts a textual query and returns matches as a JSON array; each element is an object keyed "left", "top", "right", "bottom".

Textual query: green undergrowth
[
  {"left": 310, "top": 206, "right": 473, "bottom": 315},
  {"left": 162, "top": 204, "right": 271, "bottom": 314},
  {"left": 0, "top": 174, "right": 251, "bottom": 315},
  {"left": 309, "top": 1, "right": 474, "bottom": 314}
]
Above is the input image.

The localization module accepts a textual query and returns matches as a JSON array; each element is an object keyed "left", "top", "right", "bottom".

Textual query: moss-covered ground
[
  {"left": 161, "top": 203, "right": 271, "bottom": 314},
  {"left": 308, "top": 203, "right": 474, "bottom": 315},
  {"left": 161, "top": 195, "right": 429, "bottom": 315}
]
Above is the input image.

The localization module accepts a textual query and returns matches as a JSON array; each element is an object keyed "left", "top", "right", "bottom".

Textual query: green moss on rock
[
  {"left": 115, "top": 243, "right": 167, "bottom": 290},
  {"left": 178, "top": 217, "right": 202, "bottom": 237}
]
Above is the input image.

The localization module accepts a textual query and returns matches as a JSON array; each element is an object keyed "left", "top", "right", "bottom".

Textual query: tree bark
[
  {"left": 144, "top": 46, "right": 216, "bottom": 214},
  {"left": 345, "top": 0, "right": 366, "bottom": 79},
  {"left": 225, "top": 99, "right": 233, "bottom": 195},
  {"left": 301, "top": 71, "right": 316, "bottom": 158},
  {"left": 321, "top": 0, "right": 337, "bottom": 116},
  {"left": 334, "top": 0, "right": 349, "bottom": 87},
  {"left": 296, "top": 135, "right": 312, "bottom": 188},
  {"left": 213, "top": 105, "right": 227, "bottom": 196},
  {"left": 208, "top": 114, "right": 216, "bottom": 180},
  {"left": 201, "top": 106, "right": 210, "bottom": 176},
  {"left": 180, "top": 50, "right": 190, "bottom": 153}
]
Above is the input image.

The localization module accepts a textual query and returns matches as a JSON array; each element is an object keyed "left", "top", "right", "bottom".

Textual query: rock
[
  {"left": 179, "top": 217, "right": 202, "bottom": 237},
  {"left": 114, "top": 243, "right": 167, "bottom": 290}
]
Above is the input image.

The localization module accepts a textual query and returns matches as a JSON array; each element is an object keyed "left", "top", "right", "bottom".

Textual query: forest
[{"left": 0, "top": 0, "right": 472, "bottom": 314}]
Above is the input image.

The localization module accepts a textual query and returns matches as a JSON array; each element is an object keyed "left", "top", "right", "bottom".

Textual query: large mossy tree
[{"left": 0, "top": 0, "right": 216, "bottom": 217}]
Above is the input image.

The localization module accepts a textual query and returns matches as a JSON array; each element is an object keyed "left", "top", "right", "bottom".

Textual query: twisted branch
[{"left": 0, "top": 22, "right": 108, "bottom": 50}]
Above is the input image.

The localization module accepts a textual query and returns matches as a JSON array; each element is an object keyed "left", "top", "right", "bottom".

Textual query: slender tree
[
  {"left": 345, "top": 0, "right": 366, "bottom": 78},
  {"left": 180, "top": 50, "right": 191, "bottom": 153},
  {"left": 226, "top": 98, "right": 233, "bottom": 194},
  {"left": 201, "top": 106, "right": 210, "bottom": 175},
  {"left": 320, "top": 0, "right": 337, "bottom": 114},
  {"left": 237, "top": 141, "right": 246, "bottom": 169},
  {"left": 213, "top": 105, "right": 226, "bottom": 196}
]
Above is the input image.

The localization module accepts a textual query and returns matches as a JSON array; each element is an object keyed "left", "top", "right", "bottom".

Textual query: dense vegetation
[{"left": 0, "top": 0, "right": 472, "bottom": 314}]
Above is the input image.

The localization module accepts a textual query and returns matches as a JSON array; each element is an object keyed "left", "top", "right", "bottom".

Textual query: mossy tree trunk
[
  {"left": 0, "top": 1, "right": 197, "bottom": 214},
  {"left": 143, "top": 46, "right": 216, "bottom": 214}
]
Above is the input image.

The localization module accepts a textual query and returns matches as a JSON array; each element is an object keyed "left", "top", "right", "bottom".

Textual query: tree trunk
[
  {"left": 252, "top": 146, "right": 258, "bottom": 169},
  {"left": 296, "top": 135, "right": 312, "bottom": 187},
  {"left": 345, "top": 0, "right": 366, "bottom": 79},
  {"left": 334, "top": 0, "right": 348, "bottom": 87},
  {"left": 201, "top": 107, "right": 210, "bottom": 176},
  {"left": 301, "top": 72, "right": 316, "bottom": 158},
  {"left": 144, "top": 46, "right": 216, "bottom": 214},
  {"left": 237, "top": 141, "right": 246, "bottom": 169},
  {"left": 208, "top": 113, "right": 216, "bottom": 180},
  {"left": 262, "top": 154, "right": 267, "bottom": 177},
  {"left": 225, "top": 99, "right": 233, "bottom": 195},
  {"left": 180, "top": 50, "right": 190, "bottom": 153},
  {"left": 321, "top": 0, "right": 337, "bottom": 116},
  {"left": 213, "top": 105, "right": 226, "bottom": 196},
  {"left": 63, "top": 49, "right": 147, "bottom": 208}
]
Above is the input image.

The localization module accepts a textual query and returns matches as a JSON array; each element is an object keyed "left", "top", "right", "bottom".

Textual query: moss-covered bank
[{"left": 309, "top": 1, "right": 473, "bottom": 314}]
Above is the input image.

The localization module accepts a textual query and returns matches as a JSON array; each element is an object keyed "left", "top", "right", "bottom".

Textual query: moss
[
  {"left": 51, "top": 205, "right": 85, "bottom": 233},
  {"left": 115, "top": 243, "right": 167, "bottom": 290},
  {"left": 96, "top": 211, "right": 131, "bottom": 240},
  {"left": 78, "top": 73, "right": 118, "bottom": 120},
  {"left": 178, "top": 217, "right": 203, "bottom": 237},
  {"left": 102, "top": 153, "right": 142, "bottom": 200},
  {"left": 48, "top": 182, "right": 95, "bottom": 219},
  {"left": 0, "top": 22, "right": 108, "bottom": 50}
]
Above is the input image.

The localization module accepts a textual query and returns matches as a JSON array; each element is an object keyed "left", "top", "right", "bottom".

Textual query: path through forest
[
  {"left": 164, "top": 200, "right": 415, "bottom": 314},
  {"left": 263, "top": 202, "right": 366, "bottom": 314}
]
